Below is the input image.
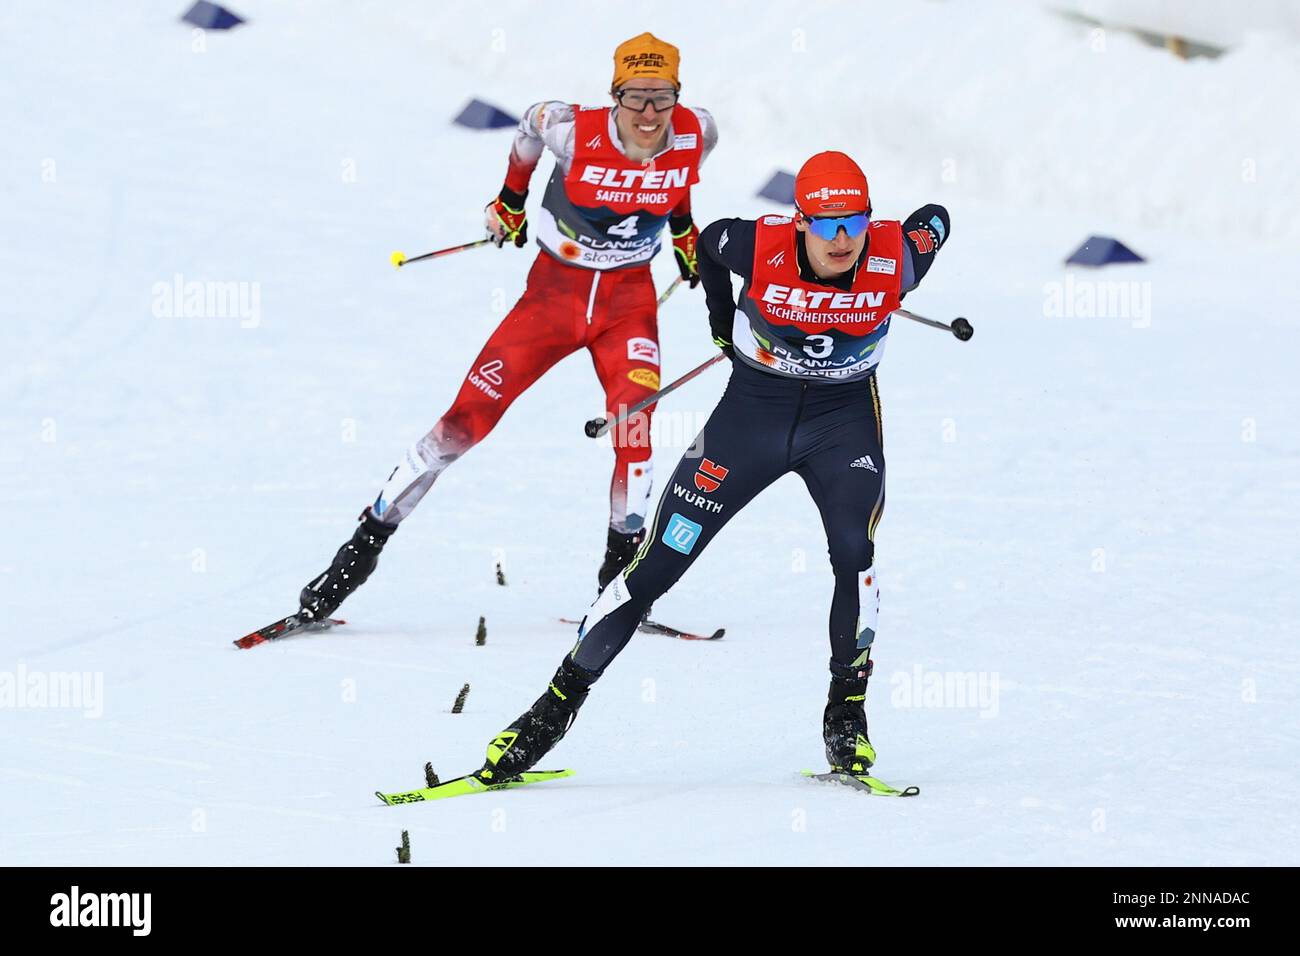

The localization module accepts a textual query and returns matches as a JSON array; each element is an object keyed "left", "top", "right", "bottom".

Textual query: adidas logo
[{"left": 850, "top": 455, "right": 878, "bottom": 473}]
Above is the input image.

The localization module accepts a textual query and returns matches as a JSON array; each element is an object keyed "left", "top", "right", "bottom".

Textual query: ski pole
[
  {"left": 893, "top": 308, "right": 974, "bottom": 341},
  {"left": 657, "top": 275, "right": 683, "bottom": 306},
  {"left": 390, "top": 238, "right": 494, "bottom": 269},
  {"left": 579, "top": 276, "right": 684, "bottom": 437},
  {"left": 585, "top": 352, "right": 727, "bottom": 439}
]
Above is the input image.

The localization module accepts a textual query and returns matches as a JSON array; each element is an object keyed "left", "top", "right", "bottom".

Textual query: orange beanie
[{"left": 612, "top": 33, "right": 681, "bottom": 90}]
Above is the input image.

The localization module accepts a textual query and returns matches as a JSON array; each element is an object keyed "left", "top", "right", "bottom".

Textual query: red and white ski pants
[{"left": 370, "top": 252, "right": 662, "bottom": 534}]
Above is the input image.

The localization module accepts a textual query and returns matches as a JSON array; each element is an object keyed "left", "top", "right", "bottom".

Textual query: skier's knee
[
  {"left": 431, "top": 409, "right": 485, "bottom": 458},
  {"left": 828, "top": 538, "right": 873, "bottom": 574},
  {"left": 613, "top": 457, "right": 654, "bottom": 533}
]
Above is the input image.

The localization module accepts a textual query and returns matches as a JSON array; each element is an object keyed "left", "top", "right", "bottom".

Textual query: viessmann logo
[{"left": 804, "top": 187, "right": 863, "bottom": 201}]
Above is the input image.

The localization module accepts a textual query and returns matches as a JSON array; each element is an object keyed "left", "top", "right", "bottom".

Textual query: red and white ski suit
[{"left": 370, "top": 101, "right": 717, "bottom": 535}]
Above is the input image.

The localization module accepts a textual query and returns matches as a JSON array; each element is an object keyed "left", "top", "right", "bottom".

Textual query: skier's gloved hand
[
  {"left": 485, "top": 186, "right": 528, "bottom": 248},
  {"left": 709, "top": 302, "right": 735, "bottom": 358},
  {"left": 670, "top": 214, "right": 700, "bottom": 288},
  {"left": 709, "top": 298, "right": 734, "bottom": 345},
  {"left": 900, "top": 203, "right": 950, "bottom": 291},
  {"left": 901, "top": 203, "right": 950, "bottom": 256}
]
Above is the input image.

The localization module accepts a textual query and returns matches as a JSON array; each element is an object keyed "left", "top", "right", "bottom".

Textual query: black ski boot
[
  {"left": 479, "top": 657, "right": 597, "bottom": 783},
  {"left": 597, "top": 527, "right": 645, "bottom": 592},
  {"left": 597, "top": 527, "right": 652, "bottom": 620},
  {"left": 823, "top": 662, "right": 876, "bottom": 773},
  {"left": 298, "top": 510, "right": 396, "bottom": 620}
]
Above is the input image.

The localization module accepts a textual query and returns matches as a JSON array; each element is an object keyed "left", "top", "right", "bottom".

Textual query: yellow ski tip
[{"left": 390, "top": 250, "right": 406, "bottom": 268}]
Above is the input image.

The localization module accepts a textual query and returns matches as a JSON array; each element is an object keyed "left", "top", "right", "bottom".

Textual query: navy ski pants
[{"left": 571, "top": 359, "right": 886, "bottom": 680}]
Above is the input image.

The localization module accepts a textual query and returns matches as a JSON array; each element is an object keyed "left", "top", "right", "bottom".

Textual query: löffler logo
[{"left": 468, "top": 359, "right": 504, "bottom": 400}]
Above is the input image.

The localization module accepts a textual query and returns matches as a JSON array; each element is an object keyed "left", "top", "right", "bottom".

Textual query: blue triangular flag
[
  {"left": 181, "top": 1, "right": 244, "bottom": 30},
  {"left": 453, "top": 99, "right": 519, "bottom": 130},
  {"left": 757, "top": 170, "right": 796, "bottom": 204},
  {"left": 1066, "top": 235, "right": 1145, "bottom": 266}
]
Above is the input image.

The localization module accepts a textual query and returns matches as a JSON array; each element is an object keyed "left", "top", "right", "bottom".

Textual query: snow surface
[
  {"left": 1048, "top": 0, "right": 1300, "bottom": 48},
  {"left": 2, "top": 1, "right": 1298, "bottom": 866}
]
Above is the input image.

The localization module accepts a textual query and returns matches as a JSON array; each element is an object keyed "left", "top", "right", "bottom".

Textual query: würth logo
[
  {"left": 50, "top": 886, "right": 152, "bottom": 936},
  {"left": 672, "top": 482, "right": 724, "bottom": 514},
  {"left": 693, "top": 458, "right": 729, "bottom": 493}
]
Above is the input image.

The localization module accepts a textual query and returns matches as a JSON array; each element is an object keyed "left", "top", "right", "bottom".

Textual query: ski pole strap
[{"left": 592, "top": 352, "right": 727, "bottom": 439}]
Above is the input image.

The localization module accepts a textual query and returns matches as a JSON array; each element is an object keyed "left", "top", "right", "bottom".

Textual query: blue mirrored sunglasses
[{"left": 803, "top": 212, "right": 870, "bottom": 241}]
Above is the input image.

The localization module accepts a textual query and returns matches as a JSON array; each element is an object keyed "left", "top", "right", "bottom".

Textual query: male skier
[
  {"left": 296, "top": 34, "right": 718, "bottom": 622},
  {"left": 469, "top": 151, "right": 951, "bottom": 782}
]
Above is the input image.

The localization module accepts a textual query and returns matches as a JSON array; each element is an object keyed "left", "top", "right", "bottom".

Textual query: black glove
[
  {"left": 900, "top": 203, "right": 950, "bottom": 287},
  {"left": 709, "top": 312, "right": 735, "bottom": 358},
  {"left": 902, "top": 203, "right": 950, "bottom": 254}
]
